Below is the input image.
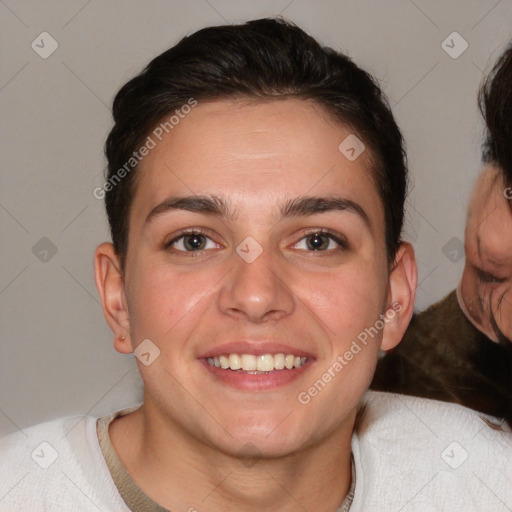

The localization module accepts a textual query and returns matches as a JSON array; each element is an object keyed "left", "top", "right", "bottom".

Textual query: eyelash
[
  {"left": 476, "top": 268, "right": 506, "bottom": 285},
  {"left": 164, "top": 228, "right": 349, "bottom": 254}
]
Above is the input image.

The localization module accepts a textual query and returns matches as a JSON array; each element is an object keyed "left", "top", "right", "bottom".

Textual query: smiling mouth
[{"left": 206, "top": 353, "right": 308, "bottom": 373}]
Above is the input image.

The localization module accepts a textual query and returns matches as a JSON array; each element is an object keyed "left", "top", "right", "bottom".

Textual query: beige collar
[{"left": 96, "top": 405, "right": 355, "bottom": 511}]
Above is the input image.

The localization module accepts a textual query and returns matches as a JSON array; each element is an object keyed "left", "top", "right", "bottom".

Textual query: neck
[{"left": 108, "top": 398, "right": 355, "bottom": 512}]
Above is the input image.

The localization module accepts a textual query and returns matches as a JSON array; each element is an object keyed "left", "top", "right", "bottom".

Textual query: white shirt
[{"left": 1, "top": 391, "right": 510, "bottom": 511}]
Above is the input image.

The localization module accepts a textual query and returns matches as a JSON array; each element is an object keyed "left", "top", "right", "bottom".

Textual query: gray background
[{"left": 1, "top": 0, "right": 511, "bottom": 435}]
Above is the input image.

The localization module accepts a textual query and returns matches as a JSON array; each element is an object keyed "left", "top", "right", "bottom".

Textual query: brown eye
[
  {"left": 183, "top": 234, "right": 206, "bottom": 251},
  {"left": 167, "top": 231, "right": 219, "bottom": 252},
  {"left": 306, "top": 233, "right": 330, "bottom": 251},
  {"left": 293, "top": 230, "right": 348, "bottom": 252}
]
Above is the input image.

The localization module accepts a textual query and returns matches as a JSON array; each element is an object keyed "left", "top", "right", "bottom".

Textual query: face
[
  {"left": 461, "top": 165, "right": 512, "bottom": 343},
  {"left": 96, "top": 98, "right": 414, "bottom": 459}
]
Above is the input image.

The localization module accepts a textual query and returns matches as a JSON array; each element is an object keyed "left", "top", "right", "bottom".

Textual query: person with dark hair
[
  {"left": 372, "top": 44, "right": 512, "bottom": 426},
  {"left": 480, "top": 43, "right": 512, "bottom": 186},
  {"left": 1, "top": 18, "right": 510, "bottom": 512}
]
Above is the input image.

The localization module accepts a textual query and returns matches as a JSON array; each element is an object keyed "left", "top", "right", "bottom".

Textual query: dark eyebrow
[
  {"left": 145, "top": 194, "right": 371, "bottom": 230},
  {"left": 280, "top": 196, "right": 371, "bottom": 230},
  {"left": 145, "top": 195, "right": 237, "bottom": 224}
]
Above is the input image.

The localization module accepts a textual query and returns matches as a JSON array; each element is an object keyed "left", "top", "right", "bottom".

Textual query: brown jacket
[{"left": 371, "top": 290, "right": 512, "bottom": 425}]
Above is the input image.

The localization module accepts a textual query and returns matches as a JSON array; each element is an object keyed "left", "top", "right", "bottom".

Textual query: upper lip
[{"left": 197, "top": 340, "right": 316, "bottom": 359}]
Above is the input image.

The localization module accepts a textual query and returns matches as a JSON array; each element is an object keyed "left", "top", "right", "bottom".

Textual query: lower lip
[{"left": 200, "top": 359, "right": 313, "bottom": 391}]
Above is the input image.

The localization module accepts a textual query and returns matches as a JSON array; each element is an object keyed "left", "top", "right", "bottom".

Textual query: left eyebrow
[
  {"left": 280, "top": 196, "right": 371, "bottom": 231},
  {"left": 144, "top": 194, "right": 371, "bottom": 230}
]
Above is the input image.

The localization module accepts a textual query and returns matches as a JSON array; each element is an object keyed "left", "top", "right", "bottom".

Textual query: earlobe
[
  {"left": 94, "top": 243, "right": 133, "bottom": 354},
  {"left": 114, "top": 334, "right": 131, "bottom": 354},
  {"left": 380, "top": 242, "right": 418, "bottom": 351}
]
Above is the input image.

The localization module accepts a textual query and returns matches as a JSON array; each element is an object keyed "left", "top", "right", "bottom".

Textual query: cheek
[
  {"left": 478, "top": 286, "right": 493, "bottom": 309},
  {"left": 126, "top": 261, "right": 221, "bottom": 340},
  {"left": 296, "top": 262, "right": 386, "bottom": 344},
  {"left": 461, "top": 267, "right": 483, "bottom": 305},
  {"left": 493, "top": 288, "right": 512, "bottom": 328}
]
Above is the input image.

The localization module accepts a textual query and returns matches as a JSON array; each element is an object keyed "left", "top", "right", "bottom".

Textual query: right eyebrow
[{"left": 145, "top": 195, "right": 238, "bottom": 224}]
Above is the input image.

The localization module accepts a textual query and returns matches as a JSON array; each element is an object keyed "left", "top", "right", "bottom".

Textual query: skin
[
  {"left": 460, "top": 164, "right": 512, "bottom": 343},
  {"left": 95, "top": 98, "right": 417, "bottom": 511}
]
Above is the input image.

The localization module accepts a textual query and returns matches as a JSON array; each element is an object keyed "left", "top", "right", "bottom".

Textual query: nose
[{"left": 218, "top": 242, "right": 295, "bottom": 323}]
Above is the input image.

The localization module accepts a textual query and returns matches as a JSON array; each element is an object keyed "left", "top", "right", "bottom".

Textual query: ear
[
  {"left": 380, "top": 242, "right": 417, "bottom": 351},
  {"left": 94, "top": 242, "right": 133, "bottom": 354}
]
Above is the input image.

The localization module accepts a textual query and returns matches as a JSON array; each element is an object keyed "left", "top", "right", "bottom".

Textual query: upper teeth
[{"left": 206, "top": 353, "right": 307, "bottom": 372}]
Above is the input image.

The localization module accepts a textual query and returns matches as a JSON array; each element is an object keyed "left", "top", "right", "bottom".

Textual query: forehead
[
  {"left": 131, "top": 98, "right": 384, "bottom": 229},
  {"left": 466, "top": 168, "right": 512, "bottom": 265}
]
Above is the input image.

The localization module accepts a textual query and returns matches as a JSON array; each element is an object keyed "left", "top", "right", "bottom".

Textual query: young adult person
[{"left": 1, "top": 18, "right": 510, "bottom": 512}]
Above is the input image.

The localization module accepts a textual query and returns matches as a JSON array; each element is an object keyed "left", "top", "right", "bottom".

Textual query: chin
[
  {"left": 226, "top": 431, "right": 310, "bottom": 461},
  {"left": 216, "top": 411, "right": 314, "bottom": 458}
]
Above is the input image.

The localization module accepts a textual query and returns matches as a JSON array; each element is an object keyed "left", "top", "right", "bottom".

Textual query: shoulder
[
  {"left": 404, "top": 289, "right": 469, "bottom": 341},
  {"left": 0, "top": 411, "right": 132, "bottom": 511},
  {"left": 0, "top": 414, "right": 92, "bottom": 472},
  {"left": 419, "top": 289, "right": 459, "bottom": 318},
  {"left": 350, "top": 391, "right": 512, "bottom": 511},
  {"left": 359, "top": 389, "right": 511, "bottom": 434}
]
